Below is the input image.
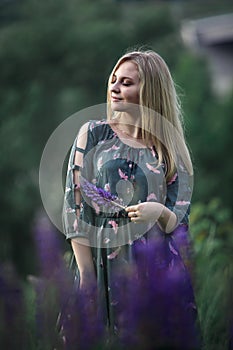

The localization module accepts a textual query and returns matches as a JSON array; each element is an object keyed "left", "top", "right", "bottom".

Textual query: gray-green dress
[{"left": 63, "top": 120, "right": 200, "bottom": 348}]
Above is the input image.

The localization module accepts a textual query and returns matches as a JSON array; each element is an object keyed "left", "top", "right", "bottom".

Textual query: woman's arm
[
  {"left": 156, "top": 203, "right": 177, "bottom": 233},
  {"left": 65, "top": 122, "right": 96, "bottom": 289},
  {"left": 126, "top": 168, "right": 191, "bottom": 233}
]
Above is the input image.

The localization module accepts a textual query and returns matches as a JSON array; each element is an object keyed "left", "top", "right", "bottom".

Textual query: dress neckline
[{"left": 107, "top": 122, "right": 149, "bottom": 150}]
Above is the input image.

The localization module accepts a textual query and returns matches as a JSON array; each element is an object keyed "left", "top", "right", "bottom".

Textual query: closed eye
[{"left": 111, "top": 74, "right": 133, "bottom": 86}]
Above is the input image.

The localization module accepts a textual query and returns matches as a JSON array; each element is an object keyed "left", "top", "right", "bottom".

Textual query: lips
[{"left": 111, "top": 96, "right": 122, "bottom": 102}]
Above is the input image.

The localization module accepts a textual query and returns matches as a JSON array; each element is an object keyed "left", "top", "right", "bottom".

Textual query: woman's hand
[
  {"left": 126, "top": 202, "right": 163, "bottom": 224},
  {"left": 125, "top": 202, "right": 177, "bottom": 233}
]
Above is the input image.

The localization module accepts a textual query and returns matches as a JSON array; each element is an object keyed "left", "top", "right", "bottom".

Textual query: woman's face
[{"left": 109, "top": 60, "right": 140, "bottom": 112}]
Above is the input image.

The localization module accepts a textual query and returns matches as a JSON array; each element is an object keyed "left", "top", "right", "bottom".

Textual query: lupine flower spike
[{"left": 80, "top": 177, "right": 125, "bottom": 211}]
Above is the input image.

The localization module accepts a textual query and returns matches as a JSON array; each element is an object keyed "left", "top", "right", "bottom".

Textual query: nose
[{"left": 110, "top": 81, "right": 120, "bottom": 93}]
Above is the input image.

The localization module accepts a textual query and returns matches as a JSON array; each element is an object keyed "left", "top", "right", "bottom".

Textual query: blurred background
[{"left": 0, "top": 0, "right": 232, "bottom": 348}]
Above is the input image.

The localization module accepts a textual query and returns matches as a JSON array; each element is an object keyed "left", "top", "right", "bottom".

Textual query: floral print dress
[{"left": 63, "top": 120, "right": 201, "bottom": 349}]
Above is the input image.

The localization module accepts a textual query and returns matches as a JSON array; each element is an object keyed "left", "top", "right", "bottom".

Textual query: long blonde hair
[{"left": 107, "top": 50, "right": 193, "bottom": 180}]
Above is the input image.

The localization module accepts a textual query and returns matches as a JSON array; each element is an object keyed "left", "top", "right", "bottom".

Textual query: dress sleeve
[
  {"left": 62, "top": 121, "right": 96, "bottom": 241},
  {"left": 165, "top": 170, "right": 193, "bottom": 226}
]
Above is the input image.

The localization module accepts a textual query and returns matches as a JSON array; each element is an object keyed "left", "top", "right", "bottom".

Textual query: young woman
[{"left": 63, "top": 50, "right": 200, "bottom": 349}]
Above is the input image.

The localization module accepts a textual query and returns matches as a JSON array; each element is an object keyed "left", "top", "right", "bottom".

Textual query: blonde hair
[{"left": 107, "top": 50, "right": 193, "bottom": 180}]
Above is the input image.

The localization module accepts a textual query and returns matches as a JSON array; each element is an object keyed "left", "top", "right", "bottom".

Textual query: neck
[{"left": 117, "top": 112, "right": 142, "bottom": 138}]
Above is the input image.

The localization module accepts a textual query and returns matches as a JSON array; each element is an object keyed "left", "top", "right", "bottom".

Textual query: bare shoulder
[{"left": 76, "top": 121, "right": 91, "bottom": 148}]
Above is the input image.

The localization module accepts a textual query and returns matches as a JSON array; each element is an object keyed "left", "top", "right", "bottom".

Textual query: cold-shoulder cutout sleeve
[{"left": 63, "top": 121, "right": 96, "bottom": 241}]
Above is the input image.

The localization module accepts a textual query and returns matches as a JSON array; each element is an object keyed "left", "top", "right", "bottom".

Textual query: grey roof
[{"left": 181, "top": 13, "right": 233, "bottom": 47}]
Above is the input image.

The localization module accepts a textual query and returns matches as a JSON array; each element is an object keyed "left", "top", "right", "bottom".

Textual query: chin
[
  {"left": 111, "top": 102, "right": 126, "bottom": 112},
  {"left": 111, "top": 102, "right": 140, "bottom": 115}
]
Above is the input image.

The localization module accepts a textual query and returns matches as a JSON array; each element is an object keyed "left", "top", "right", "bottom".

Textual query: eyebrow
[{"left": 112, "top": 74, "right": 134, "bottom": 80}]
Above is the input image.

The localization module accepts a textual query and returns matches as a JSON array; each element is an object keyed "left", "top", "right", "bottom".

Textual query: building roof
[
  {"left": 181, "top": 13, "right": 233, "bottom": 47},
  {"left": 181, "top": 13, "right": 233, "bottom": 96}
]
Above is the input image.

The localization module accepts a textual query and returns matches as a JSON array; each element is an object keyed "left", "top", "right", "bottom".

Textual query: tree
[{"left": 0, "top": 0, "right": 182, "bottom": 274}]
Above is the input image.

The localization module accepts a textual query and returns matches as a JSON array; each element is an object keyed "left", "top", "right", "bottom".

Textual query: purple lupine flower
[
  {"left": 0, "top": 263, "right": 27, "bottom": 349},
  {"left": 80, "top": 177, "right": 125, "bottom": 211},
  {"left": 32, "top": 212, "right": 105, "bottom": 350},
  {"left": 33, "top": 211, "right": 64, "bottom": 278},
  {"left": 31, "top": 212, "right": 70, "bottom": 348},
  {"left": 60, "top": 283, "right": 105, "bottom": 350},
  {"left": 108, "top": 226, "right": 201, "bottom": 350}
]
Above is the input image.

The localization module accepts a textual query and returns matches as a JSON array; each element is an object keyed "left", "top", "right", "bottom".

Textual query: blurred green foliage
[
  {"left": 0, "top": 0, "right": 180, "bottom": 274},
  {"left": 174, "top": 53, "right": 233, "bottom": 209},
  {"left": 190, "top": 199, "right": 233, "bottom": 350}
]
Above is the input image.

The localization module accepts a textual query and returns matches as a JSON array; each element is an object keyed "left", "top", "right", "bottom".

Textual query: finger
[
  {"left": 130, "top": 216, "right": 138, "bottom": 223},
  {"left": 128, "top": 211, "right": 139, "bottom": 218},
  {"left": 130, "top": 216, "right": 142, "bottom": 224},
  {"left": 125, "top": 205, "right": 138, "bottom": 212}
]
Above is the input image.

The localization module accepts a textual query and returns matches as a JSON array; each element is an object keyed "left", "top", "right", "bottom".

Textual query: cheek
[
  {"left": 127, "top": 89, "right": 140, "bottom": 103},
  {"left": 135, "top": 91, "right": 140, "bottom": 103},
  {"left": 133, "top": 91, "right": 140, "bottom": 104}
]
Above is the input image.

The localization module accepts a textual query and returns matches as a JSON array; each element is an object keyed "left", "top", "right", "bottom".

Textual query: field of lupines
[{"left": 0, "top": 199, "right": 232, "bottom": 350}]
